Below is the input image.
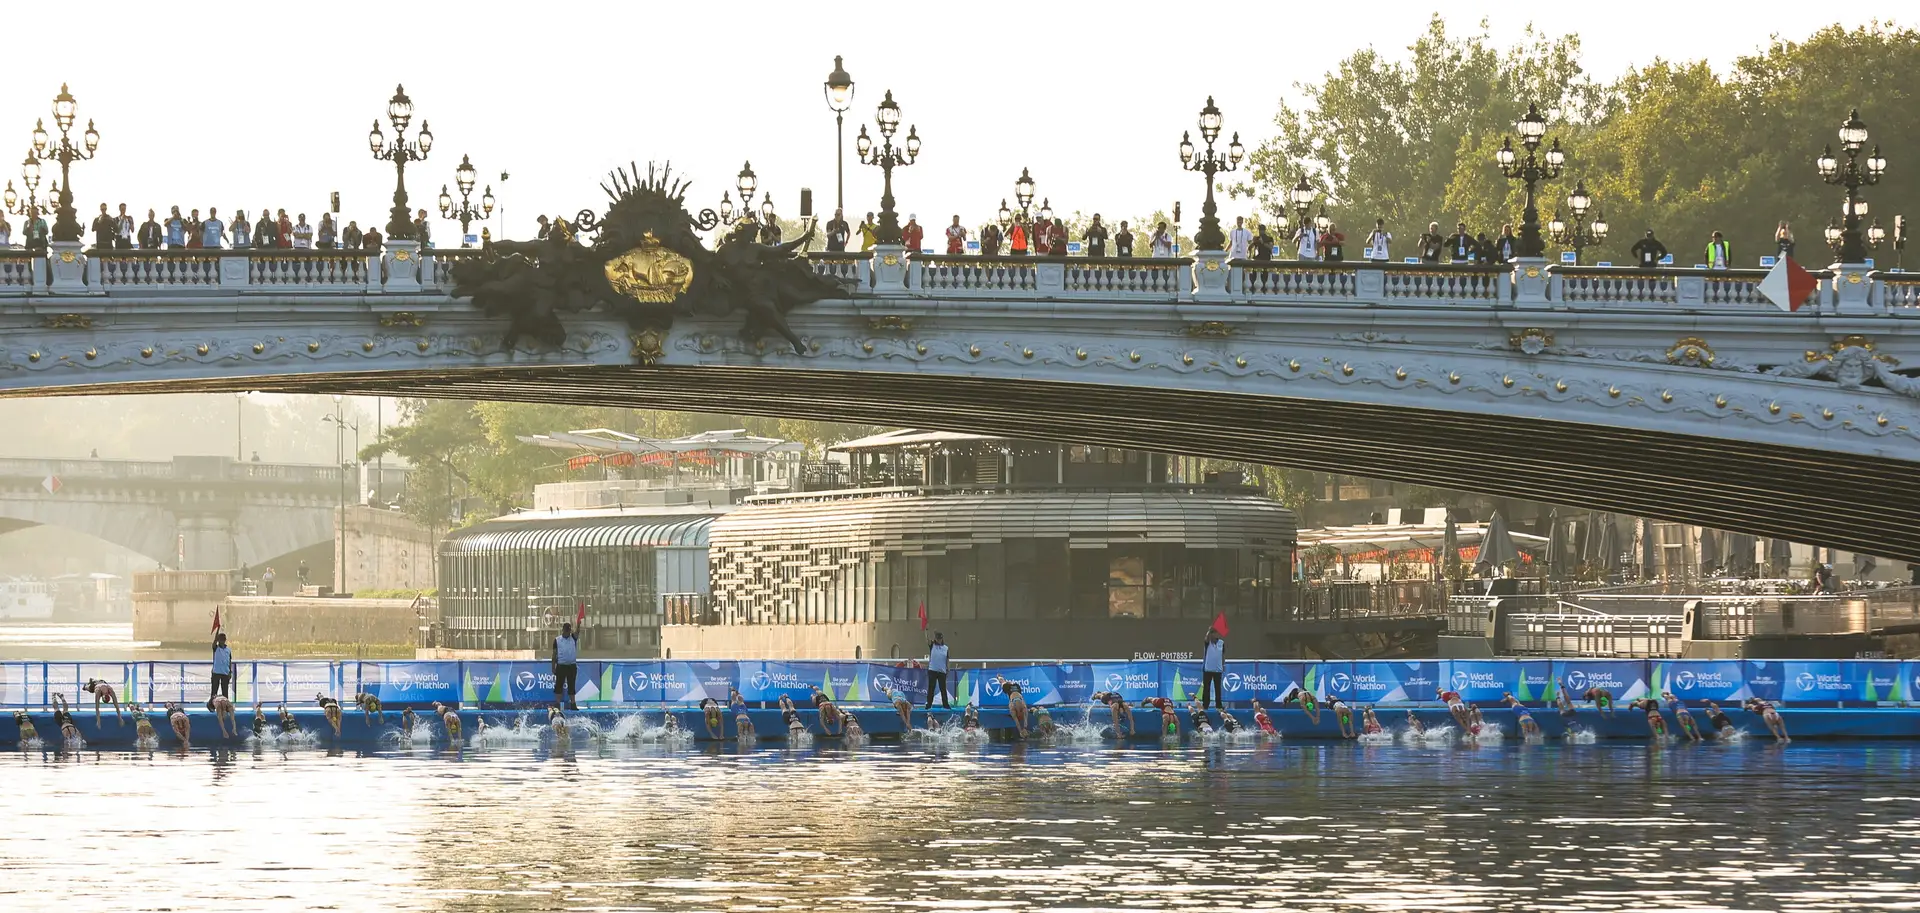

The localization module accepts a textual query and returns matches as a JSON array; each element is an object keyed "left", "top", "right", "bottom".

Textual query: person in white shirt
[
  {"left": 1150, "top": 221, "right": 1174, "bottom": 258},
  {"left": 292, "top": 214, "right": 314, "bottom": 249},
  {"left": 1365, "top": 219, "right": 1391, "bottom": 262},
  {"left": 1295, "top": 223, "right": 1319, "bottom": 261},
  {"left": 115, "top": 204, "right": 134, "bottom": 249},
  {"left": 1227, "top": 216, "right": 1252, "bottom": 260}
]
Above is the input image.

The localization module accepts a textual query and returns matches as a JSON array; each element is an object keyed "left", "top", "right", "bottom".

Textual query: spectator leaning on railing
[
  {"left": 115, "top": 204, "right": 134, "bottom": 249},
  {"left": 342, "top": 220, "right": 363, "bottom": 251},
  {"left": 230, "top": 209, "right": 251, "bottom": 248}
]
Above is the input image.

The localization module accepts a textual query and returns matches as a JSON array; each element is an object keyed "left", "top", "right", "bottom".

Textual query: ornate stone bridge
[
  {"left": 4, "top": 243, "right": 1920, "bottom": 559},
  {"left": 0, "top": 454, "right": 340, "bottom": 569}
]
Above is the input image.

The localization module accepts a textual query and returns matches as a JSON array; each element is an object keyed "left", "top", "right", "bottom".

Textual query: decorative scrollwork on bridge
[{"left": 1768, "top": 334, "right": 1920, "bottom": 399}]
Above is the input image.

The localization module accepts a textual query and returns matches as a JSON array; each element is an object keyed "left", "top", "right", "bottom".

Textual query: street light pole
[
  {"left": 823, "top": 56, "right": 855, "bottom": 212},
  {"left": 1495, "top": 103, "right": 1566, "bottom": 260},
  {"left": 3, "top": 150, "right": 51, "bottom": 222},
  {"left": 28, "top": 84, "right": 100, "bottom": 243},
  {"left": 1549, "top": 180, "right": 1608, "bottom": 265},
  {"left": 438, "top": 154, "right": 494, "bottom": 247},
  {"left": 1178, "top": 97, "right": 1245, "bottom": 251},
  {"left": 856, "top": 90, "right": 921, "bottom": 245},
  {"left": 1817, "top": 109, "right": 1887, "bottom": 265},
  {"left": 323, "top": 399, "right": 361, "bottom": 594},
  {"left": 368, "top": 85, "right": 433, "bottom": 241}
]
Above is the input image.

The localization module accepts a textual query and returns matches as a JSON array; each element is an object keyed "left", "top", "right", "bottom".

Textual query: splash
[
  {"left": 248, "top": 729, "right": 318, "bottom": 750},
  {"left": 1401, "top": 724, "right": 1457, "bottom": 746},
  {"left": 1356, "top": 731, "right": 1396, "bottom": 746},
  {"left": 1564, "top": 727, "right": 1598, "bottom": 744},
  {"left": 18, "top": 737, "right": 42, "bottom": 750}
]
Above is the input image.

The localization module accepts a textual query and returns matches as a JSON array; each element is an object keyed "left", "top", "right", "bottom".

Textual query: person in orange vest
[{"left": 1009, "top": 219, "right": 1028, "bottom": 256}]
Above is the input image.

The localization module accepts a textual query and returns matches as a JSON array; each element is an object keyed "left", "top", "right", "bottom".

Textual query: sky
[{"left": 0, "top": 2, "right": 1895, "bottom": 243}]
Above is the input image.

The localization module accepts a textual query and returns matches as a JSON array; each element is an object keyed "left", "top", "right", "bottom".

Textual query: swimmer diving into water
[
  {"left": 1329, "top": 697, "right": 1356, "bottom": 738},
  {"left": 1253, "top": 700, "right": 1278, "bottom": 735},
  {"left": 1662, "top": 692, "right": 1702, "bottom": 742},
  {"left": 700, "top": 698, "right": 724, "bottom": 739},
  {"left": 1628, "top": 698, "right": 1668, "bottom": 738},
  {"left": 1501, "top": 693, "right": 1540, "bottom": 738},
  {"left": 1704, "top": 701, "right": 1737, "bottom": 739},
  {"left": 730, "top": 688, "right": 756, "bottom": 741},
  {"left": 1745, "top": 697, "right": 1790, "bottom": 743},
  {"left": 1283, "top": 687, "right": 1322, "bottom": 725},
  {"left": 1360, "top": 706, "right": 1383, "bottom": 736}
]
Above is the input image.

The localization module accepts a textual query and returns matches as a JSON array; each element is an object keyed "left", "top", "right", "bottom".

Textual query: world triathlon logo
[
  {"left": 872, "top": 673, "right": 896, "bottom": 694},
  {"left": 1796, "top": 672, "right": 1818, "bottom": 692},
  {"left": 1223, "top": 673, "right": 1242, "bottom": 692},
  {"left": 627, "top": 671, "right": 649, "bottom": 692},
  {"left": 1327, "top": 672, "right": 1351, "bottom": 693},
  {"left": 750, "top": 670, "right": 773, "bottom": 691},
  {"left": 514, "top": 671, "right": 537, "bottom": 691},
  {"left": 1673, "top": 670, "right": 1697, "bottom": 691},
  {"left": 1564, "top": 670, "right": 1588, "bottom": 691},
  {"left": 1451, "top": 670, "right": 1471, "bottom": 692},
  {"left": 1105, "top": 673, "right": 1126, "bottom": 691}
]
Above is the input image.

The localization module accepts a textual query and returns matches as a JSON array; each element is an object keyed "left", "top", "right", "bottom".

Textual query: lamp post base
[
  {"left": 870, "top": 243, "right": 908, "bottom": 292},
  {"left": 1511, "top": 257, "right": 1550, "bottom": 307},
  {"left": 46, "top": 241, "right": 88, "bottom": 294},
  {"left": 1192, "top": 250, "right": 1231, "bottom": 300},
  {"left": 1831, "top": 262, "right": 1875, "bottom": 314},
  {"left": 381, "top": 239, "right": 424, "bottom": 293}
]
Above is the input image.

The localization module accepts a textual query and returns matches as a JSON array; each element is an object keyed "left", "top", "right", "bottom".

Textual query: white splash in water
[
  {"left": 1356, "top": 730, "right": 1395, "bottom": 745},
  {"left": 1564, "top": 726, "right": 1598, "bottom": 744},
  {"left": 1401, "top": 724, "right": 1457, "bottom": 745}
]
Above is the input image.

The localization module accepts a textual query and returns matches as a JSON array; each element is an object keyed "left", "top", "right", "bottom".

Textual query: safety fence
[{"left": 1, "top": 657, "right": 1913, "bottom": 709}]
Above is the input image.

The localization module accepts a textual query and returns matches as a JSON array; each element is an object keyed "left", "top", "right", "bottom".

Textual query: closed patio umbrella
[
  {"left": 1441, "top": 513, "right": 1460, "bottom": 582},
  {"left": 1768, "top": 537, "right": 1794, "bottom": 576},
  {"left": 1727, "top": 533, "right": 1757, "bottom": 576},
  {"left": 1639, "top": 517, "right": 1658, "bottom": 579},
  {"left": 1545, "top": 508, "right": 1570, "bottom": 581},
  {"left": 1698, "top": 527, "right": 1722, "bottom": 575},
  {"left": 1595, "top": 513, "right": 1622, "bottom": 580},
  {"left": 1476, "top": 511, "right": 1520, "bottom": 575}
]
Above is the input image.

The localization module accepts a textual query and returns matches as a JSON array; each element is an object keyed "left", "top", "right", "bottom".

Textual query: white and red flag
[{"left": 1758, "top": 255, "right": 1819, "bottom": 312}]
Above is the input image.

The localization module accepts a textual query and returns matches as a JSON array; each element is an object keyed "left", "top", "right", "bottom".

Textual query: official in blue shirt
[
  {"left": 925, "top": 631, "right": 951, "bottom": 710},
  {"left": 552, "top": 623, "right": 580, "bottom": 710},
  {"left": 1201, "top": 630, "right": 1226, "bottom": 709},
  {"left": 210, "top": 632, "right": 234, "bottom": 702}
]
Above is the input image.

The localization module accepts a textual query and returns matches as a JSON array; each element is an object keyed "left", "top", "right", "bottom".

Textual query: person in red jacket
[{"left": 901, "top": 214, "right": 924, "bottom": 253}]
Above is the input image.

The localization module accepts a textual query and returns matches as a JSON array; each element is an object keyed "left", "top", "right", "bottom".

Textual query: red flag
[
  {"left": 576, "top": 601, "right": 587, "bottom": 626},
  {"left": 1210, "top": 612, "right": 1229, "bottom": 638},
  {"left": 211, "top": 605, "right": 222, "bottom": 634},
  {"left": 917, "top": 601, "right": 928, "bottom": 631}
]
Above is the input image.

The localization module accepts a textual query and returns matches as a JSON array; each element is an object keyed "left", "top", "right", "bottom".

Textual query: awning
[{"left": 441, "top": 514, "right": 716, "bottom": 555}]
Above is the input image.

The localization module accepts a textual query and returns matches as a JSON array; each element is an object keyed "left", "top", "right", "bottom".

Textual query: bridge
[
  {"left": 0, "top": 454, "right": 340, "bottom": 569},
  {"left": 3, "top": 242, "right": 1920, "bottom": 560}
]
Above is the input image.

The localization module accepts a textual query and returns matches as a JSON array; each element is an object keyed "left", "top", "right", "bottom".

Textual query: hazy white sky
[{"left": 2, "top": 3, "right": 1890, "bottom": 239}]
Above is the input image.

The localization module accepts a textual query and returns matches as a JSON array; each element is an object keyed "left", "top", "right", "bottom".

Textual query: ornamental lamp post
[
  {"left": 1495, "top": 102, "right": 1565, "bottom": 259},
  {"left": 437, "top": 153, "right": 494, "bottom": 247},
  {"left": 1288, "top": 175, "right": 1316, "bottom": 228},
  {"left": 1817, "top": 108, "right": 1886, "bottom": 265},
  {"left": 1178, "top": 96, "right": 1245, "bottom": 251},
  {"left": 823, "top": 56, "right": 855, "bottom": 210},
  {"left": 368, "top": 85, "right": 433, "bottom": 241},
  {"left": 856, "top": 90, "right": 920, "bottom": 245},
  {"left": 28, "top": 84, "right": 99, "bottom": 243},
  {"left": 1824, "top": 219, "right": 1844, "bottom": 254},
  {"left": 3, "top": 149, "right": 50, "bottom": 217},
  {"left": 1549, "top": 179, "right": 1608, "bottom": 265}
]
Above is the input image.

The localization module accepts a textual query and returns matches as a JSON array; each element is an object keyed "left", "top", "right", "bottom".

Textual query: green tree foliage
[{"left": 1234, "top": 19, "right": 1920, "bottom": 268}]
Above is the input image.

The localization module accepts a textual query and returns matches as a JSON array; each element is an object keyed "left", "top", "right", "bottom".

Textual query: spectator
[
  {"left": 276, "top": 209, "right": 293, "bottom": 248},
  {"left": 1447, "top": 221, "right": 1475, "bottom": 263},
  {"left": 1775, "top": 221, "right": 1795, "bottom": 260},
  {"left": 318, "top": 213, "right": 337, "bottom": 249},
  {"left": 857, "top": 212, "right": 877, "bottom": 250},
  {"left": 758, "top": 216, "right": 782, "bottom": 247},
  {"left": 824, "top": 208, "right": 850, "bottom": 252},
  {"left": 1228, "top": 215, "right": 1252, "bottom": 260},
  {"left": 1474, "top": 232, "right": 1493, "bottom": 263},
  {"left": 979, "top": 221, "right": 1001, "bottom": 256},
  {"left": 1252, "top": 223, "right": 1275, "bottom": 261},
  {"left": 254, "top": 210, "right": 279, "bottom": 249},
  {"left": 1085, "top": 214, "right": 1108, "bottom": 257},
  {"left": 1294, "top": 221, "right": 1318, "bottom": 261},
  {"left": 945, "top": 214, "right": 966, "bottom": 254},
  {"left": 138, "top": 209, "right": 161, "bottom": 249},
  {"left": 536, "top": 215, "right": 553, "bottom": 240},
  {"left": 924, "top": 631, "right": 951, "bottom": 710},
  {"left": 164, "top": 206, "right": 187, "bottom": 248},
  {"left": 1032, "top": 215, "right": 1052, "bottom": 256},
  {"left": 1364, "top": 218, "right": 1391, "bottom": 262},
  {"left": 185, "top": 208, "right": 204, "bottom": 249},
  {"left": 261, "top": 566, "right": 276, "bottom": 596},
  {"left": 1630, "top": 229, "right": 1667, "bottom": 269},
  {"left": 22, "top": 210, "right": 48, "bottom": 254},
  {"left": 1417, "top": 221, "right": 1443, "bottom": 263},
  {"left": 901, "top": 213, "right": 924, "bottom": 252},
  {"left": 201, "top": 207, "right": 225, "bottom": 249},
  {"left": 1114, "top": 220, "right": 1134, "bottom": 257},
  {"left": 1705, "top": 230, "right": 1731, "bottom": 270},
  {"left": 0, "top": 213, "right": 10, "bottom": 247},
  {"left": 293, "top": 213, "right": 314, "bottom": 249},
  {"left": 230, "top": 210, "right": 251, "bottom": 248},
  {"left": 1008, "top": 219, "right": 1028, "bottom": 255},
  {"left": 210, "top": 632, "right": 234, "bottom": 703},
  {"left": 1048, "top": 218, "right": 1067, "bottom": 257},
  {"left": 1319, "top": 221, "right": 1346, "bottom": 261},
  {"left": 412, "top": 209, "right": 432, "bottom": 247},
  {"left": 1493, "top": 223, "right": 1518, "bottom": 264},
  {"left": 115, "top": 204, "right": 134, "bottom": 249},
  {"left": 341, "top": 220, "right": 363, "bottom": 251},
  {"left": 363, "top": 226, "right": 384, "bottom": 250},
  {"left": 90, "top": 203, "right": 116, "bottom": 249},
  {"left": 297, "top": 559, "right": 310, "bottom": 587},
  {"left": 1150, "top": 221, "right": 1174, "bottom": 257}
]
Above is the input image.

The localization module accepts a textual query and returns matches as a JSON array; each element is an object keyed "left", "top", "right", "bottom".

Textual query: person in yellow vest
[
  {"left": 1705, "top": 230, "right": 1732, "bottom": 270},
  {"left": 857, "top": 212, "right": 878, "bottom": 251}
]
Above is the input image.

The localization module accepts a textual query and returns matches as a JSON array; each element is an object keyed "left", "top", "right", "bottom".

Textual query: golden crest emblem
[{"left": 604, "top": 232, "right": 695, "bottom": 303}]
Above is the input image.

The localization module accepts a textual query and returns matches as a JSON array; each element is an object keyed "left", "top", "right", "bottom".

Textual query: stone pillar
[
  {"left": 46, "top": 241, "right": 89, "bottom": 294},
  {"left": 218, "top": 252, "right": 252, "bottom": 288},
  {"left": 1035, "top": 259, "right": 1065, "bottom": 295},
  {"left": 1354, "top": 267, "right": 1385, "bottom": 299},
  {"left": 175, "top": 512, "right": 238, "bottom": 571},
  {"left": 1192, "top": 250, "right": 1230, "bottom": 300},
  {"left": 1831, "top": 263, "right": 1876, "bottom": 315},
  {"left": 381, "top": 239, "right": 423, "bottom": 293},
  {"left": 1511, "top": 257, "right": 1550, "bottom": 307},
  {"left": 870, "top": 243, "right": 908, "bottom": 292}
]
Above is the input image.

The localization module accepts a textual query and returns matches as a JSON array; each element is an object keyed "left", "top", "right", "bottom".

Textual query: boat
[{"left": 0, "top": 577, "right": 55, "bottom": 621}]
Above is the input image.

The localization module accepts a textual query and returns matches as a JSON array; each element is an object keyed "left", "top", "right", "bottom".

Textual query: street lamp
[
  {"left": 1549, "top": 179, "right": 1608, "bottom": 264},
  {"left": 27, "top": 84, "right": 100, "bottom": 243},
  {"left": 1178, "top": 96, "right": 1245, "bottom": 251},
  {"left": 1288, "top": 175, "right": 1317, "bottom": 228},
  {"left": 823, "top": 56, "right": 855, "bottom": 211},
  {"left": 368, "top": 84, "right": 433, "bottom": 242},
  {"left": 3, "top": 149, "right": 50, "bottom": 218},
  {"left": 1818, "top": 108, "right": 1887, "bottom": 264},
  {"left": 855, "top": 89, "right": 920, "bottom": 245},
  {"left": 1495, "top": 102, "right": 1565, "bottom": 259},
  {"left": 323, "top": 398, "right": 361, "bottom": 594},
  {"left": 437, "top": 154, "right": 494, "bottom": 247}
]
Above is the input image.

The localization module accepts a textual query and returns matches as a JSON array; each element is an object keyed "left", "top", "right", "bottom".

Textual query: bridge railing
[{"left": 0, "top": 457, "right": 342, "bottom": 484}]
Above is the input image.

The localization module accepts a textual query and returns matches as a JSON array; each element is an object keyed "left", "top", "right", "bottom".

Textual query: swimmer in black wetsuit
[
  {"left": 1703, "top": 701, "right": 1736, "bottom": 738},
  {"left": 278, "top": 704, "right": 299, "bottom": 734},
  {"left": 778, "top": 695, "right": 805, "bottom": 736},
  {"left": 1187, "top": 700, "right": 1213, "bottom": 736}
]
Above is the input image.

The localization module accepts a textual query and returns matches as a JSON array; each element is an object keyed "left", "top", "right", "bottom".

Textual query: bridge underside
[{"left": 20, "top": 365, "right": 1920, "bottom": 563}]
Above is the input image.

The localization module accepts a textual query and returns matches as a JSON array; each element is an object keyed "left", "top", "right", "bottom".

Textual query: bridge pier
[{"left": 175, "top": 511, "right": 237, "bottom": 571}]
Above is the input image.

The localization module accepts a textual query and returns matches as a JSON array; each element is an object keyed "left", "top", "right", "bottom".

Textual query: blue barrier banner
[
  {"left": 656, "top": 661, "right": 738, "bottom": 703},
  {"left": 1743, "top": 661, "right": 1784, "bottom": 702},
  {"left": 609, "top": 662, "right": 663, "bottom": 703},
  {"left": 1906, "top": 662, "right": 1920, "bottom": 703},
  {"left": 1348, "top": 661, "right": 1440, "bottom": 703},
  {"left": 1650, "top": 660, "right": 1749, "bottom": 703},
  {"left": 737, "top": 662, "right": 823, "bottom": 703},
  {"left": 1779, "top": 661, "right": 1864, "bottom": 702},
  {"left": 1055, "top": 664, "right": 1094, "bottom": 705},
  {"left": 1301, "top": 663, "right": 1353, "bottom": 699},
  {"left": 868, "top": 664, "right": 927, "bottom": 705},
  {"left": 459, "top": 662, "right": 606, "bottom": 705},
  {"left": 1859, "top": 661, "right": 1906, "bottom": 702},
  {"left": 355, "top": 661, "right": 460, "bottom": 705},
  {"left": 1444, "top": 661, "right": 1518, "bottom": 703},
  {"left": 1552, "top": 659, "right": 1650, "bottom": 701},
  {"left": 1164, "top": 662, "right": 1203, "bottom": 703},
  {"left": 975, "top": 664, "right": 1062, "bottom": 707},
  {"left": 1088, "top": 662, "right": 1162, "bottom": 701},
  {"left": 1221, "top": 661, "right": 1297, "bottom": 703},
  {"left": 461, "top": 661, "right": 511, "bottom": 704}
]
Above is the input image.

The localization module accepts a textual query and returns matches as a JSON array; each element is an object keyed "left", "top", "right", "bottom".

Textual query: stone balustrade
[{"left": 0, "top": 243, "right": 1910, "bottom": 314}]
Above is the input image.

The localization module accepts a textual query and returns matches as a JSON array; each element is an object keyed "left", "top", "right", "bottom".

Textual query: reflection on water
[{"left": 2, "top": 740, "right": 1917, "bottom": 911}]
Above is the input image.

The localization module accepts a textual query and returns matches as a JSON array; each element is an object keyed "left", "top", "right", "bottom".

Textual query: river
[{"left": 2, "top": 737, "right": 1914, "bottom": 911}]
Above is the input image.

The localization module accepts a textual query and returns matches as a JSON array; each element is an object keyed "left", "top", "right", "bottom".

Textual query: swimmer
[
  {"left": 209, "top": 694, "right": 236, "bottom": 739},
  {"left": 250, "top": 703, "right": 267, "bottom": 738},
  {"left": 1187, "top": 700, "right": 1213, "bottom": 736},
  {"left": 548, "top": 707, "right": 570, "bottom": 746},
  {"left": 1744, "top": 697, "right": 1789, "bottom": 743},
  {"left": 164, "top": 701, "right": 191, "bottom": 747},
  {"left": 83, "top": 678, "right": 124, "bottom": 725},
  {"left": 1151, "top": 697, "right": 1180, "bottom": 737},
  {"left": 1662, "top": 693, "right": 1702, "bottom": 742},
  {"left": 353, "top": 692, "right": 385, "bottom": 725},
  {"left": 1252, "top": 700, "right": 1278, "bottom": 735},
  {"left": 700, "top": 698, "right": 724, "bottom": 739},
  {"left": 14, "top": 709, "right": 38, "bottom": 743},
  {"left": 729, "top": 688, "right": 755, "bottom": 740},
  {"left": 433, "top": 701, "right": 461, "bottom": 740},
  {"left": 1502, "top": 693, "right": 1540, "bottom": 738},
  {"left": 1283, "top": 687, "right": 1322, "bottom": 724},
  {"left": 277, "top": 704, "right": 299, "bottom": 734},
  {"left": 778, "top": 695, "right": 805, "bottom": 736},
  {"left": 1437, "top": 688, "right": 1473, "bottom": 731},
  {"left": 1031, "top": 705, "right": 1056, "bottom": 737},
  {"left": 1703, "top": 701, "right": 1737, "bottom": 738},
  {"left": 961, "top": 703, "right": 981, "bottom": 732},
  {"left": 662, "top": 711, "right": 681, "bottom": 734},
  {"left": 316, "top": 692, "right": 343, "bottom": 737},
  {"left": 51, "top": 693, "right": 83, "bottom": 745},
  {"left": 1629, "top": 698, "right": 1667, "bottom": 738},
  {"left": 1330, "top": 697, "right": 1356, "bottom": 739},
  {"left": 1093, "top": 691, "right": 1133, "bottom": 737},
  {"left": 809, "top": 687, "right": 843, "bottom": 736},
  {"left": 886, "top": 686, "right": 915, "bottom": 729},
  {"left": 1404, "top": 709, "right": 1425, "bottom": 736},
  {"left": 1219, "top": 708, "right": 1243, "bottom": 734},
  {"left": 1582, "top": 686, "right": 1616, "bottom": 717},
  {"left": 400, "top": 707, "right": 418, "bottom": 735},
  {"left": 1466, "top": 703, "right": 1485, "bottom": 735},
  {"left": 1003, "top": 680, "right": 1029, "bottom": 739},
  {"left": 133, "top": 704, "right": 157, "bottom": 743},
  {"left": 1360, "top": 706, "right": 1383, "bottom": 736},
  {"left": 843, "top": 712, "right": 865, "bottom": 739}
]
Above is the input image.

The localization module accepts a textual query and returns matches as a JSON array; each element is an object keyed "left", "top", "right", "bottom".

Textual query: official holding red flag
[{"left": 1201, "top": 615, "right": 1229, "bottom": 709}]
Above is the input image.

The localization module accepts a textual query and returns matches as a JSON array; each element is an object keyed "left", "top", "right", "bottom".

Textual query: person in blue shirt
[
  {"left": 164, "top": 206, "right": 187, "bottom": 248},
  {"left": 924, "top": 631, "right": 951, "bottom": 710},
  {"left": 210, "top": 632, "right": 234, "bottom": 702},
  {"left": 1200, "top": 629, "right": 1226, "bottom": 709},
  {"left": 552, "top": 622, "right": 580, "bottom": 710},
  {"left": 201, "top": 207, "right": 225, "bottom": 249}
]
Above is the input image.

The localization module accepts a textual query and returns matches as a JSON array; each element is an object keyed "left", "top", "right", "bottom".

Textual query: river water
[{"left": 2, "top": 738, "right": 1915, "bottom": 912}]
